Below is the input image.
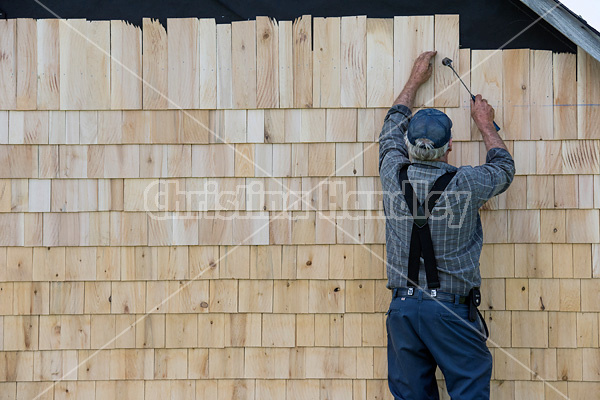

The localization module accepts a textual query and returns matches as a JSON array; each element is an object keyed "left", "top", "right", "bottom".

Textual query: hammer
[{"left": 442, "top": 57, "right": 500, "bottom": 132}]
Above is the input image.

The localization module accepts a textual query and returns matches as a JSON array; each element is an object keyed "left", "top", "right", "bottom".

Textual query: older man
[{"left": 379, "top": 51, "right": 515, "bottom": 399}]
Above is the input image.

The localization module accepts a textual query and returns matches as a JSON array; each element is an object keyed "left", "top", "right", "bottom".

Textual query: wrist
[
  {"left": 477, "top": 123, "right": 497, "bottom": 135},
  {"left": 406, "top": 77, "right": 423, "bottom": 89}
]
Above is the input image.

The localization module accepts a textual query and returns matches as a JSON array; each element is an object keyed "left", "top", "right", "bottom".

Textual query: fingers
[
  {"left": 474, "top": 95, "right": 490, "bottom": 105},
  {"left": 472, "top": 94, "right": 483, "bottom": 103},
  {"left": 416, "top": 51, "right": 437, "bottom": 62},
  {"left": 424, "top": 51, "right": 437, "bottom": 63},
  {"left": 410, "top": 51, "right": 437, "bottom": 84}
]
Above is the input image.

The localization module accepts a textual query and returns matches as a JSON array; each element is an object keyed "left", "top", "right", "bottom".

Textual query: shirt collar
[{"left": 411, "top": 160, "right": 458, "bottom": 172}]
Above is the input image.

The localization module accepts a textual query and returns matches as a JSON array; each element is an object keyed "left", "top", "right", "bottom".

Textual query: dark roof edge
[{"left": 520, "top": 0, "right": 600, "bottom": 61}]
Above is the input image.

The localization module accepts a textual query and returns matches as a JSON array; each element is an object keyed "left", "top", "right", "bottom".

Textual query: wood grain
[
  {"left": 110, "top": 21, "right": 142, "bottom": 109},
  {"left": 167, "top": 18, "right": 199, "bottom": 109},
  {"left": 553, "top": 52, "right": 577, "bottom": 139},
  {"left": 142, "top": 18, "right": 168, "bottom": 109},
  {"left": 503, "top": 49, "right": 530, "bottom": 140},
  {"left": 341, "top": 16, "right": 366, "bottom": 108},
  {"left": 293, "top": 15, "right": 312, "bottom": 108},
  {"left": 0, "top": 20, "right": 17, "bottom": 109},
  {"left": 471, "top": 50, "right": 503, "bottom": 138},
  {"left": 577, "top": 47, "right": 600, "bottom": 139},
  {"left": 313, "top": 17, "right": 341, "bottom": 108},
  {"left": 199, "top": 19, "right": 217, "bottom": 109},
  {"left": 216, "top": 24, "right": 233, "bottom": 109},
  {"left": 256, "top": 17, "right": 279, "bottom": 109},
  {"left": 232, "top": 20, "right": 257, "bottom": 109},
  {"left": 278, "top": 21, "right": 293, "bottom": 109},
  {"left": 59, "top": 19, "right": 110, "bottom": 110},
  {"left": 366, "top": 18, "right": 393, "bottom": 107},
  {"left": 529, "top": 50, "right": 553, "bottom": 140},
  {"left": 434, "top": 14, "right": 460, "bottom": 107},
  {"left": 37, "top": 19, "right": 60, "bottom": 110},
  {"left": 16, "top": 19, "right": 37, "bottom": 110}
]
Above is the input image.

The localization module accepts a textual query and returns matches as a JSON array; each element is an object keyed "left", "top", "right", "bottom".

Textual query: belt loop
[
  {"left": 417, "top": 289, "right": 423, "bottom": 302},
  {"left": 454, "top": 294, "right": 460, "bottom": 307},
  {"left": 392, "top": 288, "right": 398, "bottom": 298}
]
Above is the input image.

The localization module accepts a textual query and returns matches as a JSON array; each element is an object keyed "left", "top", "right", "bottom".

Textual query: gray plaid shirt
[{"left": 379, "top": 104, "right": 515, "bottom": 296}]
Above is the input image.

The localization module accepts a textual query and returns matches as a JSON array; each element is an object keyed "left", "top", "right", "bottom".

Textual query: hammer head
[{"left": 441, "top": 57, "right": 453, "bottom": 67}]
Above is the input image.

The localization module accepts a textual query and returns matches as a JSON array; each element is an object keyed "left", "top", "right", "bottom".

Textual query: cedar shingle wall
[{"left": 0, "top": 15, "right": 599, "bottom": 399}]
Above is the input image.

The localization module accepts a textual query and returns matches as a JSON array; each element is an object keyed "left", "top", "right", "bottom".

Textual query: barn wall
[{"left": 0, "top": 15, "right": 598, "bottom": 399}]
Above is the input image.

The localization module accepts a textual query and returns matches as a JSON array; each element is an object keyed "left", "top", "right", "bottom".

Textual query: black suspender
[{"left": 398, "top": 164, "right": 456, "bottom": 289}]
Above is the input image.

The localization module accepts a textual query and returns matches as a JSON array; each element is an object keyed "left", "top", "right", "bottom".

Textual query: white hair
[{"left": 405, "top": 137, "right": 450, "bottom": 161}]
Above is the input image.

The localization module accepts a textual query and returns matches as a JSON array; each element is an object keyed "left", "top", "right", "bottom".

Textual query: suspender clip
[
  {"left": 430, "top": 289, "right": 437, "bottom": 298},
  {"left": 407, "top": 287, "right": 414, "bottom": 296}
]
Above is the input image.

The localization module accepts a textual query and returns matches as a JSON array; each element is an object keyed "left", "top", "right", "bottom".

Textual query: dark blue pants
[{"left": 386, "top": 289, "right": 493, "bottom": 400}]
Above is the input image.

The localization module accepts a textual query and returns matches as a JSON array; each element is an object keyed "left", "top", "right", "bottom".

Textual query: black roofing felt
[{"left": 0, "top": 0, "right": 576, "bottom": 53}]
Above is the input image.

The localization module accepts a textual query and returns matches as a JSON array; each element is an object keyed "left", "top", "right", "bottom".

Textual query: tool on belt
[{"left": 467, "top": 287, "right": 489, "bottom": 338}]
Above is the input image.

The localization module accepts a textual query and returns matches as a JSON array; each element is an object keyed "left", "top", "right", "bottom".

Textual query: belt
[{"left": 392, "top": 287, "right": 468, "bottom": 304}]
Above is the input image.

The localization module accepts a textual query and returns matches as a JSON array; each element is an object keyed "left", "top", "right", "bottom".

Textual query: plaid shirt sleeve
[
  {"left": 460, "top": 147, "right": 516, "bottom": 204},
  {"left": 378, "top": 104, "right": 412, "bottom": 186}
]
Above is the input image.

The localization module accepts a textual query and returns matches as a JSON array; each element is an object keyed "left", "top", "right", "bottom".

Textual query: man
[{"left": 379, "top": 50, "right": 515, "bottom": 400}]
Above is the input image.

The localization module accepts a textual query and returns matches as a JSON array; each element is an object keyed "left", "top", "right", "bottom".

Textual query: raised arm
[
  {"left": 393, "top": 51, "right": 437, "bottom": 109},
  {"left": 468, "top": 95, "right": 515, "bottom": 202},
  {"left": 379, "top": 51, "right": 437, "bottom": 173},
  {"left": 471, "top": 94, "right": 508, "bottom": 153}
]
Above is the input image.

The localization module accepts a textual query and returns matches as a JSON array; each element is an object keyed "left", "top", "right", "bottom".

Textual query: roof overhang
[{"left": 520, "top": 0, "right": 600, "bottom": 62}]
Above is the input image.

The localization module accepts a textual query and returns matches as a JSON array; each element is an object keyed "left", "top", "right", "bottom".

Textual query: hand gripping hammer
[{"left": 441, "top": 57, "right": 500, "bottom": 132}]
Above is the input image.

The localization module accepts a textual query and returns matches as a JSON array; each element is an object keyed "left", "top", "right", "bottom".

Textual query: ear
[{"left": 447, "top": 137, "right": 453, "bottom": 152}]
